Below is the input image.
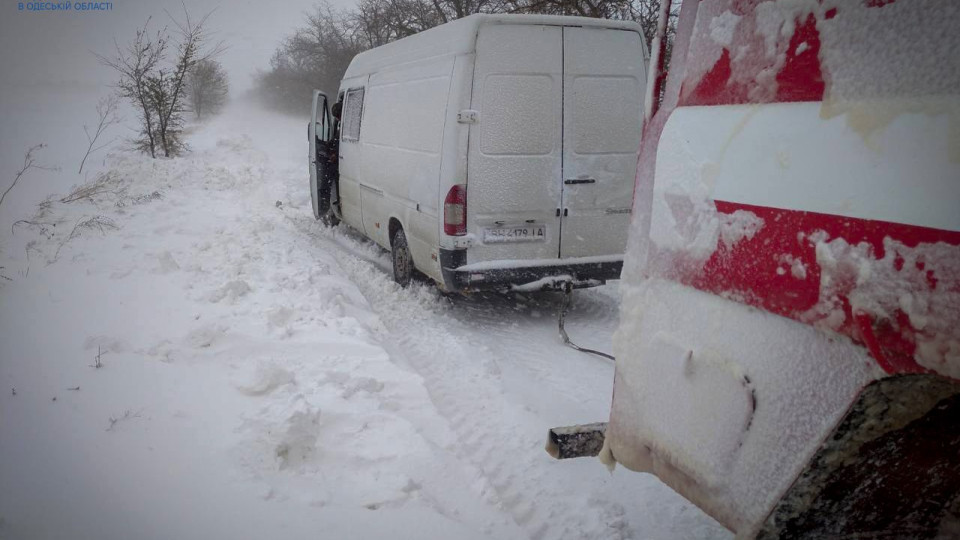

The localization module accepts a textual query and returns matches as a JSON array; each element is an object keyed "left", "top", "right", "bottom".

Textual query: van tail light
[{"left": 444, "top": 184, "right": 467, "bottom": 236}]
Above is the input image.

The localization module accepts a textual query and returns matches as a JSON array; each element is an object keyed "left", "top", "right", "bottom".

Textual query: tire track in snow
[
  {"left": 283, "top": 213, "right": 619, "bottom": 416},
  {"left": 286, "top": 214, "right": 631, "bottom": 540},
  {"left": 440, "top": 290, "right": 620, "bottom": 414}
]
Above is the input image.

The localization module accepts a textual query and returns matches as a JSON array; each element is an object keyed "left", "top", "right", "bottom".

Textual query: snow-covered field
[{"left": 0, "top": 98, "right": 728, "bottom": 539}]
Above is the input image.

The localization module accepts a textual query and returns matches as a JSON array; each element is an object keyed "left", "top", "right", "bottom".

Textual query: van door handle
[{"left": 564, "top": 178, "right": 595, "bottom": 185}]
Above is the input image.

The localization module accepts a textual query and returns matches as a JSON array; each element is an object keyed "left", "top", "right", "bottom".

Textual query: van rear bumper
[{"left": 439, "top": 249, "right": 623, "bottom": 292}]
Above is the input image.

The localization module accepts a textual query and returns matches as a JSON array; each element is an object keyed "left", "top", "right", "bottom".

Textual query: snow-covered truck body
[
  {"left": 309, "top": 15, "right": 649, "bottom": 292},
  {"left": 558, "top": 0, "right": 960, "bottom": 537}
]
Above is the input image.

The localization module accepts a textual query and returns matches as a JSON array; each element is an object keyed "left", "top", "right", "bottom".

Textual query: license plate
[{"left": 484, "top": 226, "right": 546, "bottom": 243}]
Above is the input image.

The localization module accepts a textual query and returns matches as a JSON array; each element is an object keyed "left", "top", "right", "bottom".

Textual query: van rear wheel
[{"left": 392, "top": 229, "right": 413, "bottom": 287}]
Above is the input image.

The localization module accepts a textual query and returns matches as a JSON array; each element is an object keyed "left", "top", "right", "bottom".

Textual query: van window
[
  {"left": 315, "top": 93, "right": 331, "bottom": 142},
  {"left": 342, "top": 87, "right": 365, "bottom": 142}
]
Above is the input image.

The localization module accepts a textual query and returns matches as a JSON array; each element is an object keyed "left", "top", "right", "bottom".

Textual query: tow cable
[{"left": 558, "top": 282, "right": 615, "bottom": 361}]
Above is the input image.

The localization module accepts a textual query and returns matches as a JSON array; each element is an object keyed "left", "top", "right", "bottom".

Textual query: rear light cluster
[{"left": 444, "top": 184, "right": 467, "bottom": 236}]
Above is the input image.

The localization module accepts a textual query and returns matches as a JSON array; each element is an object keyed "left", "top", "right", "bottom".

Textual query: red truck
[{"left": 550, "top": 0, "right": 960, "bottom": 537}]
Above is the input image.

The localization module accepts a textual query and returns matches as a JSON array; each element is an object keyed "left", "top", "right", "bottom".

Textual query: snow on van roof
[{"left": 342, "top": 14, "right": 644, "bottom": 80}]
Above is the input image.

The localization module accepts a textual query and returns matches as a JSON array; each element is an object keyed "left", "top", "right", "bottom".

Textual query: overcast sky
[{"left": 0, "top": 0, "right": 354, "bottom": 91}]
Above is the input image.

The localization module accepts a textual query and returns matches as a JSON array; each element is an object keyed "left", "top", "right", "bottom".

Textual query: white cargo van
[{"left": 309, "top": 14, "right": 648, "bottom": 292}]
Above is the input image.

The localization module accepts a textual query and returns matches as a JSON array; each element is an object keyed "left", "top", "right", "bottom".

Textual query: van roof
[{"left": 342, "top": 14, "right": 645, "bottom": 80}]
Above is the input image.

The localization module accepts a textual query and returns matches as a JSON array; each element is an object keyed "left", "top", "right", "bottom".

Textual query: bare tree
[
  {"left": 255, "top": 0, "right": 674, "bottom": 112},
  {"left": 79, "top": 95, "right": 121, "bottom": 175},
  {"left": 98, "top": 7, "right": 223, "bottom": 158},
  {"left": 254, "top": 2, "right": 365, "bottom": 112},
  {"left": 150, "top": 6, "right": 225, "bottom": 157},
  {"left": 500, "top": 0, "right": 626, "bottom": 20},
  {"left": 253, "top": 0, "right": 444, "bottom": 112},
  {"left": 500, "top": 0, "right": 675, "bottom": 46},
  {"left": 97, "top": 19, "right": 167, "bottom": 158},
  {"left": 187, "top": 59, "right": 229, "bottom": 120},
  {"left": 352, "top": 0, "right": 446, "bottom": 45},
  {"left": 1, "top": 144, "right": 53, "bottom": 211},
  {"left": 146, "top": 69, "right": 182, "bottom": 156},
  {"left": 629, "top": 0, "right": 679, "bottom": 54}
]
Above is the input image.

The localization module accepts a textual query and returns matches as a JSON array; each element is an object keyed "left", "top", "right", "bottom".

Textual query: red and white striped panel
[{"left": 641, "top": 0, "right": 960, "bottom": 377}]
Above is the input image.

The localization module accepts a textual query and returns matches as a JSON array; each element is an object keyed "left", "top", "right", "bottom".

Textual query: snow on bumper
[{"left": 439, "top": 249, "right": 622, "bottom": 292}]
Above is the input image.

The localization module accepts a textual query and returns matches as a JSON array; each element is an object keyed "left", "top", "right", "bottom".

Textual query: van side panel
[
  {"left": 466, "top": 24, "right": 564, "bottom": 265},
  {"left": 358, "top": 57, "right": 454, "bottom": 265},
  {"left": 560, "top": 27, "right": 645, "bottom": 258}
]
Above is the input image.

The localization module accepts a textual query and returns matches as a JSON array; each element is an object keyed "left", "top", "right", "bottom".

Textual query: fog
[
  {"left": 0, "top": 0, "right": 354, "bottom": 89},
  {"left": 0, "top": 0, "right": 352, "bottom": 219}
]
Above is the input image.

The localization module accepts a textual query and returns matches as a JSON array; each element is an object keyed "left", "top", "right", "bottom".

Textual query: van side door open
[
  {"left": 309, "top": 90, "right": 337, "bottom": 221},
  {"left": 560, "top": 27, "right": 644, "bottom": 258}
]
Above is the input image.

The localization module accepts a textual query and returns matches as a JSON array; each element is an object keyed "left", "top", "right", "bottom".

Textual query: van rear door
[
  {"left": 466, "top": 24, "right": 563, "bottom": 264},
  {"left": 560, "top": 27, "right": 644, "bottom": 258}
]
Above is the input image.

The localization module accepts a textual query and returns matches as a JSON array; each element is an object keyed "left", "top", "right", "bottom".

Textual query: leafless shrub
[
  {"left": 10, "top": 172, "right": 125, "bottom": 269},
  {"left": 148, "top": 6, "right": 225, "bottom": 157},
  {"left": 11, "top": 219, "right": 56, "bottom": 239},
  {"left": 188, "top": 59, "right": 229, "bottom": 120},
  {"left": 92, "top": 345, "right": 105, "bottom": 369},
  {"left": 2, "top": 148, "right": 55, "bottom": 280},
  {"left": 98, "top": 7, "right": 224, "bottom": 158},
  {"left": 53, "top": 215, "right": 119, "bottom": 262},
  {"left": 32, "top": 197, "right": 55, "bottom": 219},
  {"left": 79, "top": 96, "right": 121, "bottom": 175},
  {"left": 1, "top": 144, "right": 54, "bottom": 211},
  {"left": 78, "top": 215, "right": 119, "bottom": 234},
  {"left": 0, "top": 253, "right": 9, "bottom": 281},
  {"left": 97, "top": 19, "right": 167, "bottom": 158},
  {"left": 0, "top": 237, "right": 6, "bottom": 282},
  {"left": 60, "top": 172, "right": 122, "bottom": 204}
]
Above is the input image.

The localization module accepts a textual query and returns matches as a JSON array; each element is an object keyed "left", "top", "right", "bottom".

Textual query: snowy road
[{"left": 0, "top": 100, "right": 728, "bottom": 539}]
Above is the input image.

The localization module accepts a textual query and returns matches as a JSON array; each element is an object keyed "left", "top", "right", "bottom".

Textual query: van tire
[{"left": 391, "top": 228, "right": 413, "bottom": 288}]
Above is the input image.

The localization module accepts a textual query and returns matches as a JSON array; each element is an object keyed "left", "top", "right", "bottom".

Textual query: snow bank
[{"left": 0, "top": 103, "right": 512, "bottom": 540}]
